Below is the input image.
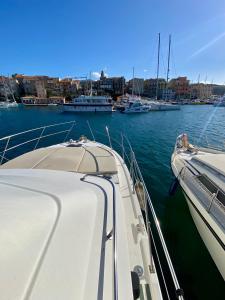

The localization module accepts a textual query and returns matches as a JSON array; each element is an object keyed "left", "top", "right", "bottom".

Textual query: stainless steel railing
[
  {"left": 91, "top": 125, "right": 184, "bottom": 299},
  {"left": 180, "top": 166, "right": 225, "bottom": 230},
  {"left": 0, "top": 121, "right": 76, "bottom": 164}
]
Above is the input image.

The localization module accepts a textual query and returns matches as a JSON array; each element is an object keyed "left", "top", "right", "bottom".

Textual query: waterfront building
[
  {"left": 46, "top": 77, "right": 61, "bottom": 97},
  {"left": 190, "top": 83, "right": 213, "bottom": 99},
  {"left": 143, "top": 78, "right": 166, "bottom": 98},
  {"left": 35, "top": 80, "right": 47, "bottom": 98},
  {"left": 0, "top": 76, "right": 20, "bottom": 99},
  {"left": 169, "top": 77, "right": 190, "bottom": 99},
  {"left": 211, "top": 84, "right": 225, "bottom": 97},
  {"left": 15, "top": 75, "right": 49, "bottom": 96},
  {"left": 161, "top": 88, "right": 176, "bottom": 100},
  {"left": 128, "top": 78, "right": 144, "bottom": 95},
  {"left": 97, "top": 71, "right": 125, "bottom": 97}
]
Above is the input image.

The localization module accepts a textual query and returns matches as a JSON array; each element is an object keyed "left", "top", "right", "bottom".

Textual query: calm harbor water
[{"left": 0, "top": 104, "right": 225, "bottom": 299}]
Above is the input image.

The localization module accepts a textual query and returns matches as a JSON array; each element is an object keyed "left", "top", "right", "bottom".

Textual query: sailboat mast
[
  {"left": 166, "top": 34, "right": 171, "bottom": 101},
  {"left": 132, "top": 67, "right": 134, "bottom": 98},
  {"left": 156, "top": 33, "right": 161, "bottom": 100},
  {"left": 166, "top": 34, "right": 171, "bottom": 84},
  {"left": 89, "top": 71, "right": 92, "bottom": 96}
]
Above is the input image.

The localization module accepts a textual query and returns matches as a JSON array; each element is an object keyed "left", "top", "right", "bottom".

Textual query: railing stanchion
[
  {"left": 0, "top": 136, "right": 10, "bottom": 165},
  {"left": 105, "top": 126, "right": 112, "bottom": 149},
  {"left": 87, "top": 120, "right": 95, "bottom": 141},
  {"left": 121, "top": 133, "right": 125, "bottom": 161},
  {"left": 63, "top": 121, "right": 76, "bottom": 142},
  {"left": 34, "top": 127, "right": 45, "bottom": 150},
  {"left": 147, "top": 220, "right": 155, "bottom": 273}
]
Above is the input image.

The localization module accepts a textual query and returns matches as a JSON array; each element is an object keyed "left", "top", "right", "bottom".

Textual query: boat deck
[{"left": 0, "top": 143, "right": 117, "bottom": 175}]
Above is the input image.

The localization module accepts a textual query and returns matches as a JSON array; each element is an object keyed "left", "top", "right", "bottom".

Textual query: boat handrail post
[
  {"left": 86, "top": 120, "right": 96, "bottom": 142},
  {"left": 147, "top": 219, "right": 155, "bottom": 273},
  {"left": 63, "top": 121, "right": 76, "bottom": 142},
  {"left": 0, "top": 136, "right": 10, "bottom": 165},
  {"left": 105, "top": 126, "right": 112, "bottom": 149},
  {"left": 34, "top": 127, "right": 45, "bottom": 150},
  {"left": 121, "top": 133, "right": 125, "bottom": 161},
  {"left": 129, "top": 151, "right": 135, "bottom": 193},
  {"left": 208, "top": 191, "right": 217, "bottom": 212}
]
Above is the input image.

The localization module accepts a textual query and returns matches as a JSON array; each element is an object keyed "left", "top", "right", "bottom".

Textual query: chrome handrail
[
  {"left": 181, "top": 166, "right": 225, "bottom": 230},
  {"left": 88, "top": 124, "right": 184, "bottom": 299}
]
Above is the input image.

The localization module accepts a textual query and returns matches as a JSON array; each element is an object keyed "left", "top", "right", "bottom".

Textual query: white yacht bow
[{"left": 0, "top": 121, "right": 184, "bottom": 300}]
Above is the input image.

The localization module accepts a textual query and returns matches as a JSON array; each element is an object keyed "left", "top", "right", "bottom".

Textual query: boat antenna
[
  {"left": 156, "top": 33, "right": 161, "bottom": 100},
  {"left": 166, "top": 34, "right": 171, "bottom": 101}
]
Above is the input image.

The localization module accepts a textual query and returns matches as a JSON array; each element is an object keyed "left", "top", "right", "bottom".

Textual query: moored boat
[
  {"left": 0, "top": 100, "right": 18, "bottom": 108},
  {"left": 148, "top": 101, "right": 180, "bottom": 111},
  {"left": 171, "top": 134, "right": 225, "bottom": 280},
  {"left": 122, "top": 100, "right": 150, "bottom": 113},
  {"left": 214, "top": 94, "right": 225, "bottom": 107},
  {"left": 63, "top": 95, "right": 113, "bottom": 112},
  {"left": 0, "top": 121, "right": 184, "bottom": 299}
]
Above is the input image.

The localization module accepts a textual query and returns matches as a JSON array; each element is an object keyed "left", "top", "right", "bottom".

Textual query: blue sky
[{"left": 0, "top": 0, "right": 225, "bottom": 83}]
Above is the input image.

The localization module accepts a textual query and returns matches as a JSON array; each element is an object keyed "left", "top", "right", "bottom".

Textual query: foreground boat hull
[
  {"left": 184, "top": 192, "right": 225, "bottom": 279},
  {"left": 171, "top": 149, "right": 225, "bottom": 280}
]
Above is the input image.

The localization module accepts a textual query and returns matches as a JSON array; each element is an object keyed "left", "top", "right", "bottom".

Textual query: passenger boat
[
  {"left": 0, "top": 121, "right": 183, "bottom": 299},
  {"left": 171, "top": 134, "right": 225, "bottom": 280},
  {"left": 122, "top": 100, "right": 150, "bottom": 113},
  {"left": 63, "top": 95, "right": 113, "bottom": 112}
]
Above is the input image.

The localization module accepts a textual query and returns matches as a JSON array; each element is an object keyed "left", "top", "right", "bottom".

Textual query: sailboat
[
  {"left": 122, "top": 68, "right": 150, "bottom": 113},
  {"left": 0, "top": 77, "right": 18, "bottom": 108},
  {"left": 148, "top": 34, "right": 180, "bottom": 111}
]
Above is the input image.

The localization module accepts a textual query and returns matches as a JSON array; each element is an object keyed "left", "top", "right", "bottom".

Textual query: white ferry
[{"left": 63, "top": 95, "right": 113, "bottom": 112}]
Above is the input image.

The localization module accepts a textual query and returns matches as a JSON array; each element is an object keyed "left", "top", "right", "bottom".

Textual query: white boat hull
[
  {"left": 63, "top": 104, "right": 112, "bottom": 112},
  {"left": 184, "top": 192, "right": 225, "bottom": 279},
  {"left": 171, "top": 150, "right": 225, "bottom": 280},
  {"left": 149, "top": 104, "right": 180, "bottom": 111}
]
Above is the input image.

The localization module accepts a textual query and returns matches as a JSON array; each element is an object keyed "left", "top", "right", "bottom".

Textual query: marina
[
  {"left": 0, "top": 121, "right": 183, "bottom": 300},
  {"left": 0, "top": 0, "right": 225, "bottom": 298},
  {"left": 0, "top": 104, "right": 224, "bottom": 299}
]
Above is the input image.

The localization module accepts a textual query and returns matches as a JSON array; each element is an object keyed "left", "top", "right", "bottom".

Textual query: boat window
[{"left": 196, "top": 174, "right": 218, "bottom": 194}]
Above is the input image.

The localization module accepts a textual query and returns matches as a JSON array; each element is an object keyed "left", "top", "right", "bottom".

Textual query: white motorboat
[
  {"left": 171, "top": 134, "right": 225, "bottom": 280},
  {"left": 0, "top": 77, "right": 18, "bottom": 108},
  {"left": 214, "top": 94, "right": 225, "bottom": 107},
  {"left": 63, "top": 95, "right": 113, "bottom": 112},
  {"left": 148, "top": 101, "right": 180, "bottom": 111},
  {"left": 122, "top": 100, "right": 150, "bottom": 113},
  {"left": 0, "top": 100, "right": 18, "bottom": 108},
  {"left": 0, "top": 121, "right": 183, "bottom": 300}
]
